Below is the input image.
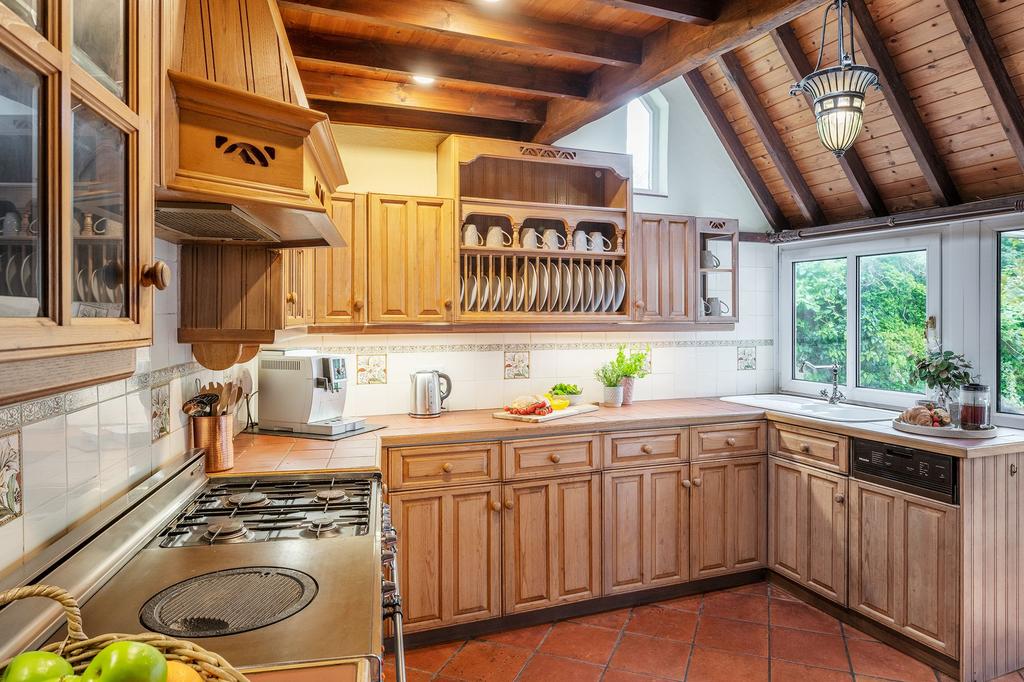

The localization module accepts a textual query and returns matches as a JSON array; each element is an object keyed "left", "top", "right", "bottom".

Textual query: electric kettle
[{"left": 409, "top": 370, "right": 452, "bottom": 418}]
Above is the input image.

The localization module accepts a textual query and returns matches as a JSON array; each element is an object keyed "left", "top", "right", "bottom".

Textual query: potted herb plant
[
  {"left": 908, "top": 349, "right": 975, "bottom": 408},
  {"left": 613, "top": 344, "right": 651, "bottom": 406},
  {"left": 550, "top": 383, "right": 583, "bottom": 406},
  {"left": 594, "top": 363, "right": 624, "bottom": 407}
]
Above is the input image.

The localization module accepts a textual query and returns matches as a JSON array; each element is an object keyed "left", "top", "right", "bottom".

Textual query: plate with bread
[{"left": 892, "top": 404, "right": 997, "bottom": 439}]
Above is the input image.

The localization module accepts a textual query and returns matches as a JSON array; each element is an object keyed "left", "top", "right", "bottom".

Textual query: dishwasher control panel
[{"left": 852, "top": 439, "right": 959, "bottom": 505}]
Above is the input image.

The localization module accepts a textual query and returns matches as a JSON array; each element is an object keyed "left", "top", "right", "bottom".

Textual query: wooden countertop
[{"left": 220, "top": 398, "right": 1024, "bottom": 476}]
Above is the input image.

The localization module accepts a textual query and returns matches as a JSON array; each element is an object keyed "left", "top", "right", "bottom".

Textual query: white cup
[
  {"left": 520, "top": 227, "right": 541, "bottom": 249},
  {"left": 700, "top": 250, "right": 721, "bottom": 269},
  {"left": 462, "top": 223, "right": 483, "bottom": 247},
  {"left": 572, "top": 230, "right": 590, "bottom": 251},
  {"left": 485, "top": 225, "right": 512, "bottom": 248},
  {"left": 588, "top": 231, "right": 612, "bottom": 252},
  {"left": 542, "top": 228, "right": 567, "bottom": 250},
  {"left": 703, "top": 297, "right": 731, "bottom": 316}
]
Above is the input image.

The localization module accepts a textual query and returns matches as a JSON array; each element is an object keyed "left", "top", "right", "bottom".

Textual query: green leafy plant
[
  {"left": 613, "top": 344, "right": 651, "bottom": 380},
  {"left": 908, "top": 349, "right": 975, "bottom": 405},
  {"left": 550, "top": 383, "right": 582, "bottom": 396},
  {"left": 594, "top": 362, "right": 623, "bottom": 388}
]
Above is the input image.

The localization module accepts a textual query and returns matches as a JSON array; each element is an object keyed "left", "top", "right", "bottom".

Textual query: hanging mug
[
  {"left": 703, "top": 297, "right": 730, "bottom": 317},
  {"left": 462, "top": 223, "right": 483, "bottom": 247},
  {"left": 520, "top": 227, "right": 541, "bottom": 249},
  {"left": 700, "top": 250, "right": 721, "bottom": 269},
  {"left": 542, "top": 228, "right": 567, "bottom": 250},
  {"left": 485, "top": 225, "right": 512, "bottom": 248},
  {"left": 572, "top": 230, "right": 590, "bottom": 251},
  {"left": 588, "top": 231, "right": 612, "bottom": 253}
]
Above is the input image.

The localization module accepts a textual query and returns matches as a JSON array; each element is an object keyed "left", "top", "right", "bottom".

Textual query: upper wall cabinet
[
  {"left": 632, "top": 214, "right": 694, "bottom": 322},
  {"left": 313, "top": 193, "right": 367, "bottom": 326},
  {"left": 695, "top": 218, "right": 739, "bottom": 323},
  {"left": 0, "top": 0, "right": 163, "bottom": 361}
]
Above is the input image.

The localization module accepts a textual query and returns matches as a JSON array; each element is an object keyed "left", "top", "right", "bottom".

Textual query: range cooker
[{"left": 0, "top": 451, "right": 405, "bottom": 681}]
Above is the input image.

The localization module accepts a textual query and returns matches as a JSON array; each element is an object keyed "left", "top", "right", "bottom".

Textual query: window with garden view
[{"left": 1000, "top": 231, "right": 1024, "bottom": 415}]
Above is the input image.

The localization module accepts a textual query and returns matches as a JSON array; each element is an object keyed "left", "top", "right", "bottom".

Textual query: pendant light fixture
[{"left": 790, "top": 0, "right": 881, "bottom": 158}]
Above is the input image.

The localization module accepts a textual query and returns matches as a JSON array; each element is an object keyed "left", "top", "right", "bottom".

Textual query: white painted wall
[{"left": 334, "top": 125, "right": 445, "bottom": 196}]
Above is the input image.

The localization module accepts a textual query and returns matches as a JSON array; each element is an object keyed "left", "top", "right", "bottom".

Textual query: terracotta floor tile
[
  {"left": 570, "top": 606, "right": 632, "bottom": 629},
  {"left": 516, "top": 653, "right": 603, "bottom": 681},
  {"left": 657, "top": 594, "right": 703, "bottom": 612},
  {"left": 729, "top": 581, "right": 770, "bottom": 596},
  {"left": 687, "top": 647, "right": 769, "bottom": 682},
  {"left": 538, "top": 621, "right": 620, "bottom": 665},
  {"left": 771, "top": 660, "right": 854, "bottom": 682},
  {"left": 771, "top": 627, "right": 850, "bottom": 671},
  {"left": 770, "top": 599, "right": 842, "bottom": 634},
  {"left": 846, "top": 640, "right": 942, "bottom": 682},
  {"left": 383, "top": 660, "right": 432, "bottom": 682},
  {"left": 438, "top": 640, "right": 530, "bottom": 682},
  {"left": 624, "top": 605, "right": 698, "bottom": 642},
  {"left": 694, "top": 615, "right": 769, "bottom": 657},
  {"left": 477, "top": 623, "right": 551, "bottom": 650},
  {"left": 842, "top": 623, "right": 879, "bottom": 641},
  {"left": 608, "top": 633, "right": 691, "bottom": 680},
  {"left": 275, "top": 458, "right": 330, "bottom": 471},
  {"left": 770, "top": 584, "right": 802, "bottom": 601},
  {"left": 289, "top": 439, "right": 335, "bottom": 451},
  {"left": 701, "top": 591, "right": 769, "bottom": 624},
  {"left": 403, "top": 641, "right": 465, "bottom": 673},
  {"left": 601, "top": 670, "right": 677, "bottom": 682}
]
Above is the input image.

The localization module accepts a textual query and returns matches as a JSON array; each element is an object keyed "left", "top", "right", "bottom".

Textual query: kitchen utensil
[
  {"left": 700, "top": 250, "right": 721, "bottom": 269},
  {"left": 92, "top": 217, "right": 108, "bottom": 235},
  {"left": 537, "top": 264, "right": 549, "bottom": 310},
  {"left": 90, "top": 268, "right": 107, "bottom": 303},
  {"left": 493, "top": 403, "right": 599, "bottom": 423},
  {"left": 542, "top": 228, "right": 566, "bottom": 250},
  {"left": 488, "top": 274, "right": 500, "bottom": 311},
  {"left": 571, "top": 264, "right": 583, "bottom": 312},
  {"left": 478, "top": 275, "right": 489, "bottom": 312},
  {"left": 525, "top": 262, "right": 538, "bottom": 311},
  {"left": 182, "top": 393, "right": 219, "bottom": 417},
  {"left": 960, "top": 383, "right": 992, "bottom": 430},
  {"left": 502, "top": 275, "right": 514, "bottom": 310},
  {"left": 258, "top": 351, "right": 361, "bottom": 435},
  {"left": 75, "top": 268, "right": 90, "bottom": 302},
  {"left": 614, "top": 265, "right": 626, "bottom": 311},
  {"left": 588, "top": 232, "right": 612, "bottom": 252},
  {"left": 485, "top": 225, "right": 512, "bottom": 248},
  {"left": 582, "top": 264, "right": 594, "bottom": 312},
  {"left": 703, "top": 297, "right": 730, "bottom": 316},
  {"left": 572, "top": 230, "right": 590, "bottom": 251},
  {"left": 466, "top": 274, "right": 478, "bottom": 310},
  {"left": 409, "top": 369, "right": 452, "bottom": 418},
  {"left": 603, "top": 263, "right": 615, "bottom": 312},
  {"left": 514, "top": 273, "right": 525, "bottom": 311},
  {"left": 462, "top": 223, "right": 483, "bottom": 247},
  {"left": 520, "top": 227, "right": 541, "bottom": 249},
  {"left": 459, "top": 276, "right": 464, "bottom": 308},
  {"left": 547, "top": 261, "right": 561, "bottom": 311},
  {"left": 2, "top": 211, "right": 18, "bottom": 234},
  {"left": 559, "top": 262, "right": 571, "bottom": 311},
  {"left": 592, "top": 262, "right": 605, "bottom": 312}
]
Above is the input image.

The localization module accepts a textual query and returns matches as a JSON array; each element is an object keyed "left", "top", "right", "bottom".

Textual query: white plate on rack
[
  {"left": 478, "top": 275, "right": 489, "bottom": 312},
  {"left": 525, "top": 263, "right": 538, "bottom": 311},
  {"left": 6, "top": 256, "right": 22, "bottom": 297},
  {"left": 465, "top": 274, "right": 477, "bottom": 311},
  {"left": 21, "top": 255, "right": 32, "bottom": 297},
  {"left": 592, "top": 263, "right": 604, "bottom": 313},
  {"left": 571, "top": 264, "right": 583, "bottom": 312},
  {"left": 459, "top": 276, "right": 465, "bottom": 309},
  {"left": 559, "top": 263, "right": 571, "bottom": 311},
  {"left": 547, "top": 262, "right": 561, "bottom": 312},
  {"left": 491, "top": 275, "right": 502, "bottom": 311},
  {"left": 537, "top": 264, "right": 548, "bottom": 312},
  {"left": 503, "top": 276, "right": 514, "bottom": 311},
  {"left": 603, "top": 264, "right": 615, "bottom": 312},
  {"left": 514, "top": 273, "right": 525, "bottom": 311},
  {"left": 75, "top": 268, "right": 90, "bottom": 302},
  {"left": 614, "top": 265, "right": 626, "bottom": 311},
  {"left": 582, "top": 264, "right": 593, "bottom": 312}
]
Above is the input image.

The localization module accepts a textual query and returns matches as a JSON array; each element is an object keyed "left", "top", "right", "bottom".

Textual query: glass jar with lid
[{"left": 959, "top": 383, "right": 992, "bottom": 430}]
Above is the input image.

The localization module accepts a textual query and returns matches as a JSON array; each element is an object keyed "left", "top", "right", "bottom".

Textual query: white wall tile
[
  {"left": 23, "top": 495, "right": 66, "bottom": 555},
  {"left": 67, "top": 478, "right": 102, "bottom": 528},
  {"left": 126, "top": 389, "right": 151, "bottom": 452},
  {"left": 21, "top": 415, "right": 67, "bottom": 512},
  {"left": 99, "top": 396, "right": 128, "bottom": 473},
  {"left": 66, "top": 405, "right": 99, "bottom": 490},
  {"left": 0, "top": 517, "right": 24, "bottom": 574}
]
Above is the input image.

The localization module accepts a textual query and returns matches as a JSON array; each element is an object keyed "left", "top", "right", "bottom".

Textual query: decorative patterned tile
[
  {"left": 0, "top": 432, "right": 21, "bottom": 527},
  {"left": 504, "top": 351, "right": 530, "bottom": 380},
  {"left": 737, "top": 347, "right": 757, "bottom": 371},
  {"left": 356, "top": 354, "right": 387, "bottom": 385},
  {"left": 151, "top": 385, "right": 170, "bottom": 442},
  {"left": 64, "top": 386, "right": 98, "bottom": 412},
  {"left": 22, "top": 396, "right": 64, "bottom": 425},
  {"left": 0, "top": 406, "right": 21, "bottom": 432}
]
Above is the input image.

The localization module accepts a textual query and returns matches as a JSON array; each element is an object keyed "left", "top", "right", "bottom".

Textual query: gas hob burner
[
  {"left": 304, "top": 515, "right": 342, "bottom": 538},
  {"left": 204, "top": 518, "right": 250, "bottom": 543},
  {"left": 315, "top": 489, "right": 349, "bottom": 504},
  {"left": 226, "top": 491, "right": 270, "bottom": 508}
]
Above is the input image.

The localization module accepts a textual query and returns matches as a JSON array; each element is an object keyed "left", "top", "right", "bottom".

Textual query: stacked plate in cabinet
[{"left": 460, "top": 258, "right": 626, "bottom": 314}]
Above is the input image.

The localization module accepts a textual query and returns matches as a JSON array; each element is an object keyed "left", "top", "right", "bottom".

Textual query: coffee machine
[{"left": 258, "top": 349, "right": 366, "bottom": 435}]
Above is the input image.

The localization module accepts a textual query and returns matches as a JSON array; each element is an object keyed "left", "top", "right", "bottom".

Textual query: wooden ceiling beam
[
  {"left": 287, "top": 30, "right": 589, "bottom": 100},
  {"left": 682, "top": 70, "right": 789, "bottom": 231},
  {"left": 717, "top": 51, "right": 826, "bottom": 226},
  {"left": 770, "top": 24, "right": 887, "bottom": 218},
  {"left": 310, "top": 99, "right": 533, "bottom": 140},
  {"left": 849, "top": 1, "right": 960, "bottom": 207},
  {"left": 943, "top": 0, "right": 1024, "bottom": 172},
  {"left": 278, "top": 0, "right": 641, "bottom": 67},
  {"left": 300, "top": 71, "right": 548, "bottom": 124},
  {"left": 533, "top": 0, "right": 825, "bottom": 143},
  {"left": 590, "top": 0, "right": 720, "bottom": 24}
]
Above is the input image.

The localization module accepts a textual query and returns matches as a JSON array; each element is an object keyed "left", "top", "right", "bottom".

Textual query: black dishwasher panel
[{"left": 852, "top": 438, "right": 958, "bottom": 505}]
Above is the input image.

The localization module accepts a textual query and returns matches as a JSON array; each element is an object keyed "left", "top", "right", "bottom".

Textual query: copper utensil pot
[{"left": 192, "top": 414, "right": 234, "bottom": 472}]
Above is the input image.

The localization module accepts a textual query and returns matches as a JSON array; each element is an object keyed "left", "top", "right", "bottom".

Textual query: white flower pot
[{"left": 602, "top": 386, "right": 624, "bottom": 408}]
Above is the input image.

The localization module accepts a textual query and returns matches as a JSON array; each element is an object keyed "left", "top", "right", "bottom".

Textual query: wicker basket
[{"left": 0, "top": 585, "right": 249, "bottom": 681}]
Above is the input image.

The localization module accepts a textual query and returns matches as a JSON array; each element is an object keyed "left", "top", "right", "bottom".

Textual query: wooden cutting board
[{"left": 492, "top": 403, "right": 600, "bottom": 422}]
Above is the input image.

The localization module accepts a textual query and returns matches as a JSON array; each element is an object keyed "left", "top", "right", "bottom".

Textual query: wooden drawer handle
[
  {"left": 441, "top": 462, "right": 454, "bottom": 473},
  {"left": 834, "top": 493, "right": 846, "bottom": 504},
  {"left": 800, "top": 443, "right": 812, "bottom": 453},
  {"left": 140, "top": 261, "right": 171, "bottom": 290},
  {"left": 682, "top": 479, "right": 692, "bottom": 488},
  {"left": 692, "top": 478, "right": 703, "bottom": 487},
  {"left": 490, "top": 501, "right": 502, "bottom": 512},
  {"left": 640, "top": 444, "right": 654, "bottom": 455},
  {"left": 548, "top": 453, "right": 561, "bottom": 463},
  {"left": 503, "top": 499, "right": 514, "bottom": 510},
  {"left": 725, "top": 437, "right": 736, "bottom": 446}
]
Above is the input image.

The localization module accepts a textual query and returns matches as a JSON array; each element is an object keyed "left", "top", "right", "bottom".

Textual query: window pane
[
  {"left": 72, "top": 101, "right": 128, "bottom": 319},
  {"left": 0, "top": 47, "right": 45, "bottom": 318},
  {"left": 794, "top": 258, "right": 847, "bottom": 383},
  {"left": 626, "top": 98, "right": 652, "bottom": 191},
  {"left": 999, "top": 231, "right": 1024, "bottom": 415},
  {"left": 2, "top": 0, "right": 41, "bottom": 31},
  {"left": 74, "top": 0, "right": 126, "bottom": 99},
  {"left": 858, "top": 251, "right": 927, "bottom": 392}
]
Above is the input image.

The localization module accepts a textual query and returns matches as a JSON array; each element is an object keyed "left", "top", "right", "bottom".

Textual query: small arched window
[{"left": 625, "top": 91, "right": 667, "bottom": 194}]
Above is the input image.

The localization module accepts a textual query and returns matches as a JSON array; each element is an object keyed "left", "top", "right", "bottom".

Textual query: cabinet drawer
[
  {"left": 769, "top": 422, "right": 849, "bottom": 473},
  {"left": 603, "top": 428, "right": 689, "bottom": 468},
  {"left": 503, "top": 434, "right": 601, "bottom": 480},
  {"left": 389, "top": 442, "right": 500, "bottom": 490},
  {"left": 690, "top": 422, "right": 767, "bottom": 460}
]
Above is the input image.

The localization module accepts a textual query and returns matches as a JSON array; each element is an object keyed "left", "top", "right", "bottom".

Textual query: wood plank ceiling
[{"left": 280, "top": 0, "right": 1024, "bottom": 231}]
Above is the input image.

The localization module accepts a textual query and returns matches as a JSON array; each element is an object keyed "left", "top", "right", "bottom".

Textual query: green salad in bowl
[{"left": 550, "top": 383, "right": 583, "bottom": 405}]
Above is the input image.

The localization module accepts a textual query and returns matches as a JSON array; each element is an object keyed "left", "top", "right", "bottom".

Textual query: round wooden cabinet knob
[
  {"left": 725, "top": 437, "right": 737, "bottom": 446},
  {"left": 640, "top": 444, "right": 654, "bottom": 455},
  {"left": 140, "top": 261, "right": 171, "bottom": 290},
  {"left": 834, "top": 493, "right": 846, "bottom": 504},
  {"left": 549, "top": 453, "right": 561, "bottom": 463},
  {"left": 444, "top": 298, "right": 453, "bottom": 309},
  {"left": 441, "top": 462, "right": 454, "bottom": 473},
  {"left": 635, "top": 301, "right": 646, "bottom": 310},
  {"left": 490, "top": 501, "right": 502, "bottom": 512},
  {"left": 692, "top": 478, "right": 703, "bottom": 487},
  {"left": 503, "top": 499, "right": 514, "bottom": 510},
  {"left": 353, "top": 300, "right": 364, "bottom": 311},
  {"left": 800, "top": 443, "right": 812, "bottom": 453},
  {"left": 682, "top": 480, "right": 692, "bottom": 488},
  {"left": 286, "top": 291, "right": 298, "bottom": 304}
]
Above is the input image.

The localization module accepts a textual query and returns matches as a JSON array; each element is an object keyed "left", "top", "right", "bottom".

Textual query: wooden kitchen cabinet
[
  {"left": 768, "top": 457, "right": 848, "bottom": 605},
  {"left": 282, "top": 247, "right": 315, "bottom": 327},
  {"left": 849, "top": 480, "right": 959, "bottom": 656},
  {"left": 502, "top": 473, "right": 602, "bottom": 614},
  {"left": 690, "top": 455, "right": 767, "bottom": 579},
  {"left": 691, "top": 421, "right": 767, "bottom": 461},
  {"left": 632, "top": 214, "right": 694, "bottom": 321},
  {"left": 368, "top": 194, "right": 455, "bottom": 323},
  {"left": 695, "top": 217, "right": 739, "bottom": 323},
  {"left": 389, "top": 484, "right": 502, "bottom": 632},
  {"left": 769, "top": 422, "right": 849, "bottom": 474},
  {"left": 314, "top": 193, "right": 367, "bottom": 325},
  {"left": 603, "top": 464, "right": 690, "bottom": 594}
]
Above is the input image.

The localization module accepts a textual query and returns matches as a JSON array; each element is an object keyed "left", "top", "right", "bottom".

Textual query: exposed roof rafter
[
  {"left": 309, "top": 99, "right": 535, "bottom": 140},
  {"left": 589, "top": 0, "right": 720, "bottom": 24}
]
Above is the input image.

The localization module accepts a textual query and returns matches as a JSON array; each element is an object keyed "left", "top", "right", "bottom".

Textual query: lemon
[{"left": 166, "top": 661, "right": 203, "bottom": 682}]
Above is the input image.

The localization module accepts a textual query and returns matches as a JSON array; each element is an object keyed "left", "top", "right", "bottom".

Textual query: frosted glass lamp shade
[{"left": 793, "top": 65, "right": 879, "bottom": 157}]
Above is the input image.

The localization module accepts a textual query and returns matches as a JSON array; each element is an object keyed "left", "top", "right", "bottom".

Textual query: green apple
[
  {"left": 80, "top": 642, "right": 166, "bottom": 682},
  {"left": 1, "top": 651, "right": 74, "bottom": 682}
]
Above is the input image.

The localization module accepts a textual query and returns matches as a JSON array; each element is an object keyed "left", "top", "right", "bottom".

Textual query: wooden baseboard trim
[{"left": 766, "top": 573, "right": 959, "bottom": 679}]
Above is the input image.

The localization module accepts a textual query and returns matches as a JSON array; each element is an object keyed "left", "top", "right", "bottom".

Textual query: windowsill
[{"left": 633, "top": 189, "right": 669, "bottom": 198}]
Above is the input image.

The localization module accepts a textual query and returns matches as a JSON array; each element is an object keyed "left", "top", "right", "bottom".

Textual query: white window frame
[
  {"left": 980, "top": 216, "right": 1024, "bottom": 428},
  {"left": 779, "top": 232, "right": 942, "bottom": 409},
  {"left": 626, "top": 91, "right": 668, "bottom": 196}
]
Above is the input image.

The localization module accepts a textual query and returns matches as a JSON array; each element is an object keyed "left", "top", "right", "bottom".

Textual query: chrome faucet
[{"left": 799, "top": 360, "right": 845, "bottom": 404}]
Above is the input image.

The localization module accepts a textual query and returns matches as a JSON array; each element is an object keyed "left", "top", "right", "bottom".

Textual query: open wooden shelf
[{"left": 460, "top": 245, "right": 626, "bottom": 260}]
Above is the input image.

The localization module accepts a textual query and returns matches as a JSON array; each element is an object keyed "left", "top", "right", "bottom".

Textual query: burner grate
[{"left": 139, "top": 567, "right": 318, "bottom": 637}]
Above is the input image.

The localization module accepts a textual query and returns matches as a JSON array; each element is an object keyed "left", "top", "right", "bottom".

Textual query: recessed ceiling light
[
  {"left": 482, "top": 0, "right": 501, "bottom": 3},
  {"left": 412, "top": 75, "right": 436, "bottom": 85}
]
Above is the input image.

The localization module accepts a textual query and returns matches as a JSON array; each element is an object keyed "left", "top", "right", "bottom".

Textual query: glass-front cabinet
[
  {"left": 0, "top": 0, "right": 159, "bottom": 359},
  {"left": 695, "top": 217, "right": 739, "bottom": 324}
]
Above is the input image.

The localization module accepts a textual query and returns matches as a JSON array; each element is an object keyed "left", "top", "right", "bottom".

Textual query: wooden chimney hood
[{"left": 157, "top": 0, "right": 348, "bottom": 247}]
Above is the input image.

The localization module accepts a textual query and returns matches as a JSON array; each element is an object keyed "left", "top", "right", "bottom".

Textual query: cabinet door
[
  {"left": 283, "top": 248, "right": 313, "bottom": 327},
  {"left": 631, "top": 214, "right": 693, "bottom": 321},
  {"left": 695, "top": 217, "right": 738, "bottom": 323},
  {"left": 503, "top": 474, "right": 601, "bottom": 614},
  {"left": 848, "top": 481, "right": 900, "bottom": 628},
  {"left": 690, "top": 456, "right": 766, "bottom": 579},
  {"left": 368, "top": 194, "right": 454, "bottom": 323},
  {"left": 314, "top": 193, "right": 367, "bottom": 324},
  {"left": 389, "top": 484, "right": 502, "bottom": 632}
]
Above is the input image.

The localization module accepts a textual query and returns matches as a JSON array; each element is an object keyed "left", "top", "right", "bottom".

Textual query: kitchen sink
[{"left": 721, "top": 394, "right": 899, "bottom": 422}]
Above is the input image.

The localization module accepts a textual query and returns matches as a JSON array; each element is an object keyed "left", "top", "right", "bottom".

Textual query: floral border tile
[
  {"left": 356, "top": 354, "right": 387, "bottom": 385},
  {"left": 151, "top": 385, "right": 170, "bottom": 442},
  {"left": 22, "top": 396, "right": 64, "bottom": 426},
  {"left": 504, "top": 351, "right": 530, "bottom": 380},
  {"left": 737, "top": 347, "right": 757, "bottom": 371},
  {"left": 0, "top": 431, "right": 22, "bottom": 527}
]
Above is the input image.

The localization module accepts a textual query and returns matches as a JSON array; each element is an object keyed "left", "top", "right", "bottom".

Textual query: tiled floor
[{"left": 384, "top": 581, "right": 964, "bottom": 682}]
